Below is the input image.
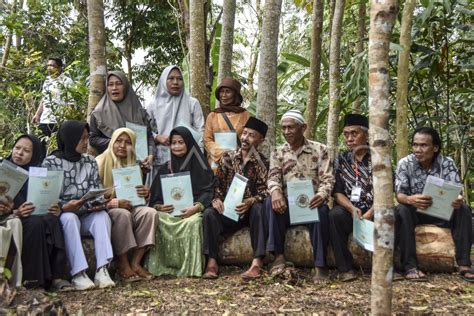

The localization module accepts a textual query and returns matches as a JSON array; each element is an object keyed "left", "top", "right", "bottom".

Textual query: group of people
[{"left": 0, "top": 58, "right": 472, "bottom": 294}]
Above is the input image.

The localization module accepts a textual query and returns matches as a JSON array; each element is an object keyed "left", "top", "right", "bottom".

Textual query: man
[
  {"left": 202, "top": 117, "right": 269, "bottom": 280},
  {"left": 32, "top": 57, "right": 73, "bottom": 137},
  {"left": 395, "top": 127, "right": 473, "bottom": 282},
  {"left": 329, "top": 114, "right": 372, "bottom": 282},
  {"left": 266, "top": 109, "right": 334, "bottom": 283}
]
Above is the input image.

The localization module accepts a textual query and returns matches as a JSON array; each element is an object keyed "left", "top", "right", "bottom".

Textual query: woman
[
  {"left": 96, "top": 128, "right": 157, "bottom": 281},
  {"left": 1, "top": 134, "right": 71, "bottom": 291},
  {"left": 42, "top": 120, "right": 115, "bottom": 290},
  {"left": 146, "top": 65, "right": 204, "bottom": 165},
  {"left": 204, "top": 77, "right": 250, "bottom": 169},
  {"left": 89, "top": 71, "right": 154, "bottom": 169},
  {"left": 146, "top": 127, "right": 214, "bottom": 277}
]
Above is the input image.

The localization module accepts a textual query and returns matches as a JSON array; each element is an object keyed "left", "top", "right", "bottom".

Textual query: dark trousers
[
  {"left": 329, "top": 205, "right": 355, "bottom": 272},
  {"left": 264, "top": 196, "right": 330, "bottom": 268},
  {"left": 203, "top": 202, "right": 267, "bottom": 260},
  {"left": 395, "top": 203, "right": 472, "bottom": 272}
]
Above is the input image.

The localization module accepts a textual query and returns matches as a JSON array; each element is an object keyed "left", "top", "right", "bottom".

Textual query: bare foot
[{"left": 132, "top": 265, "right": 154, "bottom": 280}]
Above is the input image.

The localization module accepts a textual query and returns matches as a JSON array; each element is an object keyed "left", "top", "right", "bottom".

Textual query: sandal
[
  {"left": 51, "top": 279, "right": 74, "bottom": 292},
  {"left": 404, "top": 268, "right": 427, "bottom": 282},
  {"left": 241, "top": 267, "right": 262, "bottom": 280},
  {"left": 269, "top": 259, "right": 286, "bottom": 277},
  {"left": 202, "top": 266, "right": 219, "bottom": 279},
  {"left": 117, "top": 271, "right": 142, "bottom": 283},
  {"left": 459, "top": 268, "right": 474, "bottom": 283},
  {"left": 313, "top": 267, "right": 329, "bottom": 284}
]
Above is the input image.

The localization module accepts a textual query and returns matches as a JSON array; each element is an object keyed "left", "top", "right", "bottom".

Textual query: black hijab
[{"left": 52, "top": 120, "right": 89, "bottom": 162}]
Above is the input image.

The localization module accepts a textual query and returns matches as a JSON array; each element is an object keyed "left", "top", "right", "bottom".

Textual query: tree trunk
[
  {"left": 87, "top": 0, "right": 107, "bottom": 118},
  {"left": 395, "top": 0, "right": 416, "bottom": 161},
  {"left": 304, "top": 0, "right": 325, "bottom": 139},
  {"left": 351, "top": 1, "right": 367, "bottom": 114},
  {"left": 255, "top": 0, "right": 283, "bottom": 156},
  {"left": 217, "top": 0, "right": 236, "bottom": 85},
  {"left": 326, "top": 0, "right": 345, "bottom": 160},
  {"left": 368, "top": 0, "right": 398, "bottom": 313},
  {"left": 247, "top": 0, "right": 263, "bottom": 99},
  {"left": 189, "top": 0, "right": 210, "bottom": 116},
  {"left": 1, "top": 0, "right": 17, "bottom": 67}
]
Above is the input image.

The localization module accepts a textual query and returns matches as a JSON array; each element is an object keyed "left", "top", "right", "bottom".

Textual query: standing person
[
  {"left": 89, "top": 71, "right": 154, "bottom": 170},
  {"left": 146, "top": 65, "right": 205, "bottom": 165},
  {"left": 96, "top": 127, "right": 157, "bottom": 282},
  {"left": 202, "top": 117, "right": 269, "bottom": 280},
  {"left": 329, "top": 114, "right": 373, "bottom": 282},
  {"left": 204, "top": 77, "right": 251, "bottom": 169},
  {"left": 395, "top": 127, "right": 473, "bottom": 282},
  {"left": 266, "top": 110, "right": 334, "bottom": 283},
  {"left": 146, "top": 127, "right": 214, "bottom": 277},
  {"left": 32, "top": 57, "right": 73, "bottom": 137},
  {"left": 43, "top": 120, "right": 115, "bottom": 290}
]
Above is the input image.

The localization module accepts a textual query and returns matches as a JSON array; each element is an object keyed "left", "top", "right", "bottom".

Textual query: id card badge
[{"left": 350, "top": 185, "right": 362, "bottom": 202}]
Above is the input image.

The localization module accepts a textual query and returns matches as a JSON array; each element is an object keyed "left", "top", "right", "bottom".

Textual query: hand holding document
[
  {"left": 287, "top": 179, "right": 319, "bottom": 224},
  {"left": 223, "top": 174, "right": 248, "bottom": 221},
  {"left": 417, "top": 175, "right": 462, "bottom": 221},
  {"left": 27, "top": 167, "right": 64, "bottom": 215},
  {"left": 0, "top": 160, "right": 29, "bottom": 200},
  {"left": 353, "top": 215, "right": 374, "bottom": 252},
  {"left": 112, "top": 165, "right": 145, "bottom": 207},
  {"left": 160, "top": 172, "right": 194, "bottom": 217}
]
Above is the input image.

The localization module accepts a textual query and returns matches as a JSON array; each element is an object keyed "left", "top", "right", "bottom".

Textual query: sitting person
[
  {"left": 202, "top": 117, "right": 269, "bottom": 280},
  {"left": 96, "top": 128, "right": 157, "bottom": 282},
  {"left": 395, "top": 127, "right": 473, "bottom": 282},
  {"left": 266, "top": 110, "right": 334, "bottom": 283},
  {"left": 42, "top": 120, "right": 115, "bottom": 290},
  {"left": 329, "top": 114, "right": 373, "bottom": 282},
  {"left": 146, "top": 127, "right": 214, "bottom": 277}
]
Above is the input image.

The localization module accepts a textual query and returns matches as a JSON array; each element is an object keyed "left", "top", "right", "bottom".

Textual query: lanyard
[{"left": 354, "top": 160, "right": 360, "bottom": 186}]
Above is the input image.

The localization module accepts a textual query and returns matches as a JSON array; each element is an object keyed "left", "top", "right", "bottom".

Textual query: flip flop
[
  {"left": 241, "top": 267, "right": 262, "bottom": 280},
  {"left": 459, "top": 269, "right": 474, "bottom": 283},
  {"left": 202, "top": 266, "right": 219, "bottom": 279},
  {"left": 117, "top": 272, "right": 142, "bottom": 283},
  {"left": 404, "top": 268, "right": 428, "bottom": 282}
]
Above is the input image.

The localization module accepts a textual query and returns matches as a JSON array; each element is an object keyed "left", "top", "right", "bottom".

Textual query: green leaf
[{"left": 282, "top": 53, "right": 311, "bottom": 68}]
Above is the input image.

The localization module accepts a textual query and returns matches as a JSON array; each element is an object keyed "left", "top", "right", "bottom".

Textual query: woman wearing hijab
[
  {"left": 89, "top": 71, "right": 154, "bottom": 169},
  {"left": 96, "top": 128, "right": 157, "bottom": 281},
  {"left": 42, "top": 120, "right": 115, "bottom": 290},
  {"left": 146, "top": 127, "right": 214, "bottom": 277},
  {"left": 146, "top": 65, "right": 205, "bottom": 166},
  {"left": 204, "top": 77, "right": 250, "bottom": 169}
]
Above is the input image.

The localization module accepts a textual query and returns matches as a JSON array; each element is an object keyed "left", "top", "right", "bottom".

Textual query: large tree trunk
[
  {"left": 255, "top": 0, "right": 283, "bottom": 155},
  {"left": 395, "top": 0, "right": 416, "bottom": 161},
  {"left": 368, "top": 0, "right": 398, "bottom": 313},
  {"left": 217, "top": 0, "right": 236, "bottom": 85},
  {"left": 304, "top": 0, "right": 325, "bottom": 140},
  {"left": 247, "top": 0, "right": 263, "bottom": 99},
  {"left": 189, "top": 0, "right": 210, "bottom": 116},
  {"left": 326, "top": 0, "right": 345, "bottom": 160},
  {"left": 351, "top": 1, "right": 367, "bottom": 114}
]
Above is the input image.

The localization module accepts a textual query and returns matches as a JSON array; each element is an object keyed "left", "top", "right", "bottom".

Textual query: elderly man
[
  {"left": 329, "top": 114, "right": 372, "bottom": 282},
  {"left": 395, "top": 127, "right": 473, "bottom": 282},
  {"left": 266, "top": 109, "right": 334, "bottom": 283},
  {"left": 202, "top": 117, "right": 269, "bottom": 280}
]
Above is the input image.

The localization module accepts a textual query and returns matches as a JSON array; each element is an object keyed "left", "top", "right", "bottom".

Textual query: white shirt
[{"left": 39, "top": 73, "right": 73, "bottom": 124}]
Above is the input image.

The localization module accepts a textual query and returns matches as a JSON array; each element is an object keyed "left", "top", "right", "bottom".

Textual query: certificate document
[
  {"left": 417, "top": 175, "right": 462, "bottom": 221},
  {"left": 353, "top": 216, "right": 374, "bottom": 252},
  {"left": 287, "top": 179, "right": 319, "bottom": 224},
  {"left": 160, "top": 172, "right": 194, "bottom": 217},
  {"left": 0, "top": 160, "right": 29, "bottom": 200},
  {"left": 112, "top": 165, "right": 145, "bottom": 207},
  {"left": 214, "top": 132, "right": 237, "bottom": 150},
  {"left": 126, "top": 122, "right": 148, "bottom": 161},
  {"left": 223, "top": 174, "right": 248, "bottom": 221},
  {"left": 27, "top": 167, "right": 64, "bottom": 215},
  {"left": 81, "top": 187, "right": 112, "bottom": 201}
]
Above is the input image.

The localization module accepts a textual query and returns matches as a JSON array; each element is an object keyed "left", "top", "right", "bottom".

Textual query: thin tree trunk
[
  {"left": 368, "top": 0, "right": 398, "bottom": 313},
  {"left": 247, "top": 0, "right": 263, "bottom": 98},
  {"left": 395, "top": 0, "right": 416, "bottom": 161},
  {"left": 217, "top": 0, "right": 236, "bottom": 84},
  {"left": 15, "top": 0, "right": 23, "bottom": 47},
  {"left": 304, "top": 0, "right": 325, "bottom": 139},
  {"left": 351, "top": 0, "right": 367, "bottom": 113},
  {"left": 1, "top": 0, "right": 17, "bottom": 67},
  {"left": 326, "top": 0, "right": 345, "bottom": 160},
  {"left": 256, "top": 0, "right": 283, "bottom": 156}
]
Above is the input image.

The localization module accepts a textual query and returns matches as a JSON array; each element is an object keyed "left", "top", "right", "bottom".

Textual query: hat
[
  {"left": 215, "top": 77, "right": 244, "bottom": 104},
  {"left": 244, "top": 117, "right": 268, "bottom": 138},
  {"left": 343, "top": 114, "right": 368, "bottom": 128},
  {"left": 281, "top": 109, "right": 306, "bottom": 125}
]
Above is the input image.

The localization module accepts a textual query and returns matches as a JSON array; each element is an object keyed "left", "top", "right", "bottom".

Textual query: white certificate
[
  {"left": 214, "top": 132, "right": 237, "bottom": 150},
  {"left": 0, "top": 160, "right": 29, "bottom": 200},
  {"left": 353, "top": 216, "right": 374, "bottom": 252},
  {"left": 417, "top": 175, "right": 462, "bottom": 221},
  {"left": 287, "top": 179, "right": 319, "bottom": 224},
  {"left": 27, "top": 167, "right": 64, "bottom": 215},
  {"left": 126, "top": 122, "right": 148, "bottom": 161},
  {"left": 160, "top": 172, "right": 194, "bottom": 217},
  {"left": 112, "top": 165, "right": 145, "bottom": 207},
  {"left": 223, "top": 174, "right": 248, "bottom": 221}
]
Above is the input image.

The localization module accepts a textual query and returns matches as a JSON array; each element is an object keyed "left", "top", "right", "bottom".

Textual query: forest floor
[{"left": 10, "top": 266, "right": 474, "bottom": 314}]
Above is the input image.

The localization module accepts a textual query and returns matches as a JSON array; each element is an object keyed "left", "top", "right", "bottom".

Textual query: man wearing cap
[
  {"left": 329, "top": 114, "right": 372, "bottom": 282},
  {"left": 202, "top": 117, "right": 269, "bottom": 280},
  {"left": 266, "top": 109, "right": 334, "bottom": 283}
]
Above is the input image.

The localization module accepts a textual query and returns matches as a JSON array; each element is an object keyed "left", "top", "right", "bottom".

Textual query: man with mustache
[{"left": 202, "top": 117, "right": 269, "bottom": 280}]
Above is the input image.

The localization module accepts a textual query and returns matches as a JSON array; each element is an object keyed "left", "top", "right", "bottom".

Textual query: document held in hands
[
  {"left": 287, "top": 179, "right": 319, "bottom": 224},
  {"left": 160, "top": 172, "right": 194, "bottom": 217},
  {"left": 353, "top": 215, "right": 374, "bottom": 252},
  {"left": 223, "top": 174, "right": 248, "bottom": 221},
  {"left": 27, "top": 167, "right": 64, "bottom": 215},
  {"left": 0, "top": 160, "right": 29, "bottom": 200},
  {"left": 417, "top": 175, "right": 463, "bottom": 221},
  {"left": 126, "top": 122, "right": 148, "bottom": 161},
  {"left": 214, "top": 132, "right": 237, "bottom": 150},
  {"left": 112, "top": 165, "right": 145, "bottom": 207}
]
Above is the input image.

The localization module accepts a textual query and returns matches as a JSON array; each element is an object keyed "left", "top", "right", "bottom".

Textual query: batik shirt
[
  {"left": 214, "top": 148, "right": 269, "bottom": 203},
  {"left": 395, "top": 153, "right": 461, "bottom": 195},
  {"left": 268, "top": 139, "right": 334, "bottom": 201}
]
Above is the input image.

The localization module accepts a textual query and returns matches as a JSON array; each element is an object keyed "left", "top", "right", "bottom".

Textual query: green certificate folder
[
  {"left": 223, "top": 174, "right": 248, "bottom": 222},
  {"left": 353, "top": 216, "right": 374, "bottom": 252},
  {"left": 112, "top": 165, "right": 145, "bottom": 207},
  {"left": 287, "top": 179, "right": 319, "bottom": 224},
  {"left": 27, "top": 167, "right": 64, "bottom": 215},
  {"left": 0, "top": 160, "right": 29, "bottom": 200},
  {"left": 214, "top": 132, "right": 237, "bottom": 150},
  {"left": 126, "top": 122, "right": 148, "bottom": 161},
  {"left": 160, "top": 172, "right": 194, "bottom": 217},
  {"left": 417, "top": 175, "right": 462, "bottom": 221}
]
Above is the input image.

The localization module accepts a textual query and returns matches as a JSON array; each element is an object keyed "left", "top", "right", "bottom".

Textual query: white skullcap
[{"left": 281, "top": 109, "right": 305, "bottom": 125}]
